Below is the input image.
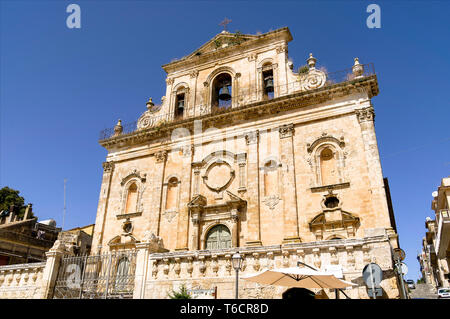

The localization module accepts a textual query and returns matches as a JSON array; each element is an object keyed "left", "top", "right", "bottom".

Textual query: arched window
[
  {"left": 263, "top": 160, "right": 278, "bottom": 196},
  {"left": 125, "top": 183, "right": 138, "bottom": 214},
  {"left": 320, "top": 147, "right": 339, "bottom": 186},
  {"left": 211, "top": 73, "right": 232, "bottom": 110},
  {"left": 206, "top": 225, "right": 231, "bottom": 250},
  {"left": 165, "top": 177, "right": 179, "bottom": 211}
]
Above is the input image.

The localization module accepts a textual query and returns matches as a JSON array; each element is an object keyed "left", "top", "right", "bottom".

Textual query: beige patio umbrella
[{"left": 242, "top": 267, "right": 356, "bottom": 289}]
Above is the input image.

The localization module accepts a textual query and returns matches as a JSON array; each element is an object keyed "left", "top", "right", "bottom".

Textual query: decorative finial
[
  {"left": 113, "top": 119, "right": 123, "bottom": 136},
  {"left": 219, "top": 18, "right": 232, "bottom": 32},
  {"left": 352, "top": 57, "right": 364, "bottom": 77},
  {"left": 307, "top": 53, "right": 317, "bottom": 69},
  {"left": 146, "top": 97, "right": 154, "bottom": 110}
]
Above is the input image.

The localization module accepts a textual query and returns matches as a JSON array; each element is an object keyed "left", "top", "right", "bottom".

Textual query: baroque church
[{"left": 92, "top": 27, "right": 401, "bottom": 298}]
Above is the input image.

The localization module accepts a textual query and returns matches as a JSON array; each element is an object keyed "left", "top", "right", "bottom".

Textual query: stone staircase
[{"left": 409, "top": 283, "right": 437, "bottom": 299}]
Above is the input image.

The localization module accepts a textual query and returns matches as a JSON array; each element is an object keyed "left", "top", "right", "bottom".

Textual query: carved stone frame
[
  {"left": 118, "top": 169, "right": 146, "bottom": 219},
  {"left": 306, "top": 134, "right": 347, "bottom": 187}
]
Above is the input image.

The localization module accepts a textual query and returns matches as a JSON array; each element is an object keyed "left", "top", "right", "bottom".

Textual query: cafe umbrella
[{"left": 241, "top": 266, "right": 357, "bottom": 290}]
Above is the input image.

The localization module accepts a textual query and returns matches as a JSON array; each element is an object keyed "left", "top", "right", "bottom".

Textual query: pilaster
[
  {"left": 153, "top": 150, "right": 168, "bottom": 236},
  {"left": 279, "top": 124, "right": 301, "bottom": 244},
  {"left": 356, "top": 105, "right": 391, "bottom": 228},
  {"left": 92, "top": 161, "right": 115, "bottom": 254},
  {"left": 245, "top": 130, "right": 262, "bottom": 247}
]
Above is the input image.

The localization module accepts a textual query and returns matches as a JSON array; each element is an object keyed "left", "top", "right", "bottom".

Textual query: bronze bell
[
  {"left": 264, "top": 75, "right": 274, "bottom": 93},
  {"left": 218, "top": 84, "right": 231, "bottom": 101},
  {"left": 177, "top": 99, "right": 185, "bottom": 109}
]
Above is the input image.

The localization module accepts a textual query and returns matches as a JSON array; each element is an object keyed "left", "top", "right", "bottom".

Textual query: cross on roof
[{"left": 219, "top": 18, "right": 232, "bottom": 31}]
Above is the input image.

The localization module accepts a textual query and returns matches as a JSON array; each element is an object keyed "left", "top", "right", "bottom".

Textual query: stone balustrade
[
  {"left": 146, "top": 235, "right": 399, "bottom": 299},
  {"left": 0, "top": 262, "right": 46, "bottom": 299}
]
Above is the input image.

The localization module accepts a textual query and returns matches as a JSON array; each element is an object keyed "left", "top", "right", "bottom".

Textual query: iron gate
[{"left": 53, "top": 250, "right": 137, "bottom": 299}]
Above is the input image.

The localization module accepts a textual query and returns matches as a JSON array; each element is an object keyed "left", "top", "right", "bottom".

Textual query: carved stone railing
[
  {"left": 0, "top": 262, "right": 46, "bottom": 299},
  {"left": 149, "top": 235, "right": 392, "bottom": 282}
]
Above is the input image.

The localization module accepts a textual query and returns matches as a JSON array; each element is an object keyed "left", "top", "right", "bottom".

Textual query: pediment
[
  {"left": 184, "top": 31, "right": 258, "bottom": 59},
  {"left": 161, "top": 28, "right": 293, "bottom": 72},
  {"left": 108, "top": 234, "right": 139, "bottom": 247},
  {"left": 309, "top": 209, "right": 359, "bottom": 227},
  {"left": 188, "top": 194, "right": 207, "bottom": 207}
]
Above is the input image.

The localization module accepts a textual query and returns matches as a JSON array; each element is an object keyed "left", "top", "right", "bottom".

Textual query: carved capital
[
  {"left": 102, "top": 161, "right": 115, "bottom": 173},
  {"left": 276, "top": 44, "right": 287, "bottom": 54},
  {"left": 190, "top": 70, "right": 199, "bottom": 78},
  {"left": 155, "top": 150, "right": 168, "bottom": 163},
  {"left": 355, "top": 106, "right": 375, "bottom": 123},
  {"left": 278, "top": 123, "right": 294, "bottom": 139},
  {"left": 181, "top": 144, "right": 194, "bottom": 157},
  {"left": 247, "top": 53, "right": 257, "bottom": 62},
  {"left": 166, "top": 78, "right": 174, "bottom": 85},
  {"left": 245, "top": 130, "right": 259, "bottom": 145}
]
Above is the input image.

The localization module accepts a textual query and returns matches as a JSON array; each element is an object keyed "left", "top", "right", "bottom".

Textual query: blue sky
[{"left": 1, "top": 1, "right": 449, "bottom": 281}]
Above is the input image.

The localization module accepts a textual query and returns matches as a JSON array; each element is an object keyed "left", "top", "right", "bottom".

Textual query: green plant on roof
[{"left": 298, "top": 65, "right": 309, "bottom": 75}]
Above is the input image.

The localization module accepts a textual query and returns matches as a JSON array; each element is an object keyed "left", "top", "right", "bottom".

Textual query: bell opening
[
  {"left": 175, "top": 93, "right": 185, "bottom": 118},
  {"left": 212, "top": 73, "right": 232, "bottom": 109},
  {"left": 263, "top": 69, "right": 274, "bottom": 100}
]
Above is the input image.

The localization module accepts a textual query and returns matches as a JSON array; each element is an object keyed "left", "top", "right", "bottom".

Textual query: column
[
  {"left": 231, "top": 208, "right": 239, "bottom": 247},
  {"left": 39, "top": 245, "right": 66, "bottom": 299},
  {"left": 245, "top": 130, "right": 262, "bottom": 247},
  {"left": 176, "top": 145, "right": 194, "bottom": 251},
  {"left": 91, "top": 161, "right": 115, "bottom": 254},
  {"left": 247, "top": 53, "right": 258, "bottom": 101},
  {"left": 153, "top": 150, "right": 168, "bottom": 236},
  {"left": 279, "top": 124, "right": 301, "bottom": 244},
  {"left": 189, "top": 70, "right": 199, "bottom": 117},
  {"left": 133, "top": 242, "right": 151, "bottom": 299},
  {"left": 356, "top": 105, "right": 391, "bottom": 228},
  {"left": 275, "top": 43, "right": 288, "bottom": 95},
  {"left": 191, "top": 215, "right": 200, "bottom": 250}
]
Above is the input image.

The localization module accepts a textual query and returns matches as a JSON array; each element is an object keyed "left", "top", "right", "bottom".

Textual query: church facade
[{"left": 92, "top": 27, "right": 401, "bottom": 299}]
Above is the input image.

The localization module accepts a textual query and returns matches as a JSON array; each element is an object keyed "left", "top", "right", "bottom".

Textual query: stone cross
[{"left": 219, "top": 18, "right": 232, "bottom": 31}]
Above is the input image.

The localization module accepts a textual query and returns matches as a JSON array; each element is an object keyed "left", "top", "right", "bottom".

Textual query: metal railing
[
  {"left": 99, "top": 63, "right": 375, "bottom": 140},
  {"left": 53, "top": 250, "right": 137, "bottom": 299}
]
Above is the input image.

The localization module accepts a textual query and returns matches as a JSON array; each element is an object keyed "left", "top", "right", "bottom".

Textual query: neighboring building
[
  {"left": 418, "top": 176, "right": 450, "bottom": 288},
  {"left": 0, "top": 204, "right": 61, "bottom": 265},
  {"left": 91, "top": 27, "right": 401, "bottom": 298},
  {"left": 58, "top": 224, "right": 94, "bottom": 256}
]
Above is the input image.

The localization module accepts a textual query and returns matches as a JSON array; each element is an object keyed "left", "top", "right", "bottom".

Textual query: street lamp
[{"left": 232, "top": 253, "right": 243, "bottom": 299}]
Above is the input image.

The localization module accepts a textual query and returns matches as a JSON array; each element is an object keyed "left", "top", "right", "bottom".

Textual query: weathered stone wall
[{"left": 0, "top": 262, "right": 45, "bottom": 299}]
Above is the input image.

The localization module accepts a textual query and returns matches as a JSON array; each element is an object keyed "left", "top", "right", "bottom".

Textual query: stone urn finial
[
  {"left": 113, "top": 119, "right": 123, "bottom": 136},
  {"left": 352, "top": 57, "right": 364, "bottom": 78},
  {"left": 146, "top": 97, "right": 155, "bottom": 110},
  {"left": 307, "top": 53, "right": 317, "bottom": 69}
]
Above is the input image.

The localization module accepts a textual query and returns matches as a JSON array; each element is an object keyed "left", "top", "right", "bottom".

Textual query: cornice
[{"left": 99, "top": 75, "right": 378, "bottom": 149}]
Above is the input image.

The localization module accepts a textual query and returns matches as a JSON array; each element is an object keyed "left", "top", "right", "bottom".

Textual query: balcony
[{"left": 99, "top": 63, "right": 376, "bottom": 143}]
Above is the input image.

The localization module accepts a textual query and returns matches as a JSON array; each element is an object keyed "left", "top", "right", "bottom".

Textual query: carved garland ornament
[
  {"left": 355, "top": 106, "right": 375, "bottom": 123},
  {"left": 263, "top": 195, "right": 280, "bottom": 210}
]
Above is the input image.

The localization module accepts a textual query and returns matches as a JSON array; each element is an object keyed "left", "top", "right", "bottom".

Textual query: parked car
[
  {"left": 437, "top": 288, "right": 450, "bottom": 299},
  {"left": 406, "top": 280, "right": 416, "bottom": 289}
]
